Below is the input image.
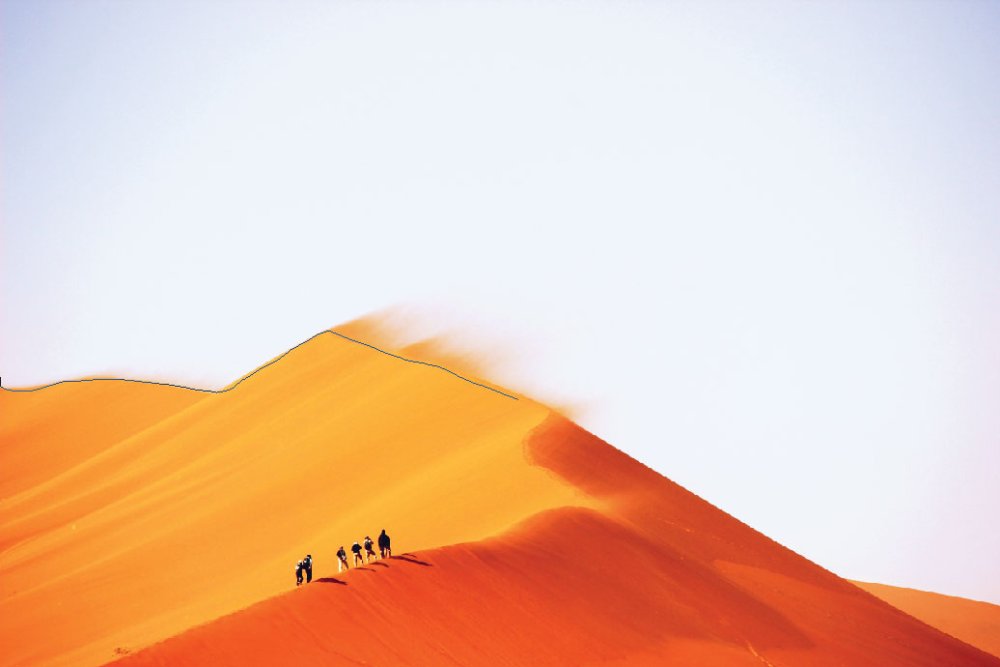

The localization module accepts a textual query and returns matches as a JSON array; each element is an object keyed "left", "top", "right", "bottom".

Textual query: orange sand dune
[
  {"left": 2, "top": 327, "right": 996, "bottom": 666},
  {"left": 109, "top": 417, "right": 998, "bottom": 666},
  {"left": 853, "top": 581, "right": 1000, "bottom": 659}
]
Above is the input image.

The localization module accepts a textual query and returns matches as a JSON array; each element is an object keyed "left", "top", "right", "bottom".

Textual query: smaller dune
[{"left": 853, "top": 581, "right": 1000, "bottom": 659}]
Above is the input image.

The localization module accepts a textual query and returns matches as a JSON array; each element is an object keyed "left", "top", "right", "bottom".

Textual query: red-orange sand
[
  {"left": 853, "top": 581, "right": 1000, "bottom": 659},
  {"left": 1, "top": 326, "right": 996, "bottom": 666}
]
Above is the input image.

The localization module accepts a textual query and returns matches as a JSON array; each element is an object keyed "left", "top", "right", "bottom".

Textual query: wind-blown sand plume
[
  {"left": 853, "top": 581, "right": 1000, "bottom": 659},
  {"left": 1, "top": 326, "right": 997, "bottom": 666}
]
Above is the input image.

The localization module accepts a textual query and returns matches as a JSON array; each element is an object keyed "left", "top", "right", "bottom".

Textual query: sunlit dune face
[{"left": 0, "top": 331, "right": 588, "bottom": 667}]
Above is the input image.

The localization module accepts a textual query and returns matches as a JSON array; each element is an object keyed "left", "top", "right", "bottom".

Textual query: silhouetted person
[
  {"left": 364, "top": 536, "right": 377, "bottom": 562},
  {"left": 295, "top": 559, "right": 305, "bottom": 586},
  {"left": 337, "top": 546, "right": 349, "bottom": 572},
  {"left": 378, "top": 529, "right": 392, "bottom": 558},
  {"left": 303, "top": 554, "right": 313, "bottom": 583},
  {"left": 351, "top": 541, "right": 364, "bottom": 566}
]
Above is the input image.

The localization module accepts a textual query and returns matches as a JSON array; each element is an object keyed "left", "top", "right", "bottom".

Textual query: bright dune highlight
[{"left": 1, "top": 322, "right": 996, "bottom": 666}]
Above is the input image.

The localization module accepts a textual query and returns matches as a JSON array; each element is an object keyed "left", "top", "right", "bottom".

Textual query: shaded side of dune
[
  {"left": 527, "top": 417, "right": 999, "bottom": 666},
  {"left": 109, "top": 416, "right": 998, "bottom": 667}
]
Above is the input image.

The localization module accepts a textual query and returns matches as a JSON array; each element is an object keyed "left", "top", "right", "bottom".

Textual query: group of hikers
[{"left": 295, "top": 529, "right": 392, "bottom": 586}]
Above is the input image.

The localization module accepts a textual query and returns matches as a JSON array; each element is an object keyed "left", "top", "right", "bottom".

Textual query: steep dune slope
[
  {"left": 111, "top": 417, "right": 997, "bottom": 666},
  {"left": 853, "top": 581, "right": 1000, "bottom": 658},
  {"left": 0, "top": 332, "right": 589, "bottom": 667}
]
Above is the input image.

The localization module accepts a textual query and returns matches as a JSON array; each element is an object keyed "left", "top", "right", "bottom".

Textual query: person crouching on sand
[
  {"left": 295, "top": 559, "right": 305, "bottom": 586},
  {"left": 364, "top": 535, "right": 377, "bottom": 562},
  {"left": 378, "top": 529, "right": 391, "bottom": 558},
  {"left": 337, "top": 546, "right": 349, "bottom": 572},
  {"left": 351, "top": 541, "right": 364, "bottom": 566}
]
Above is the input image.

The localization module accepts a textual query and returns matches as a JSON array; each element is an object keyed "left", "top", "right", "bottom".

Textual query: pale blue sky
[{"left": 2, "top": 1, "right": 999, "bottom": 603}]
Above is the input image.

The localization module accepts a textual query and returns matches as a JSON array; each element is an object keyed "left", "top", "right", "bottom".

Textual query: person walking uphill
[
  {"left": 295, "top": 559, "right": 305, "bottom": 586},
  {"left": 337, "top": 546, "right": 349, "bottom": 572},
  {"left": 351, "top": 541, "right": 364, "bottom": 566},
  {"left": 364, "top": 535, "right": 377, "bottom": 562},
  {"left": 303, "top": 554, "right": 313, "bottom": 583},
  {"left": 378, "top": 529, "right": 392, "bottom": 558}
]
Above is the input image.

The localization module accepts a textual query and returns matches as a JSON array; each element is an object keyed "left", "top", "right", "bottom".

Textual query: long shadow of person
[{"left": 396, "top": 554, "right": 433, "bottom": 567}]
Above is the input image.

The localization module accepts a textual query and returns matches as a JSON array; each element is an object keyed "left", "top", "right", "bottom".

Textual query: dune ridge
[
  {"left": 2, "top": 324, "right": 996, "bottom": 666},
  {"left": 0, "top": 329, "right": 517, "bottom": 400}
]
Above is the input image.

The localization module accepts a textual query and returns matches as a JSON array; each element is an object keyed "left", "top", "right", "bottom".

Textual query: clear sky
[{"left": 2, "top": 1, "right": 998, "bottom": 603}]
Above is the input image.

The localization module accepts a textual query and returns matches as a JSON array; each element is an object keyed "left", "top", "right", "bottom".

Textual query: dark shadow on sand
[
  {"left": 316, "top": 577, "right": 347, "bottom": 585},
  {"left": 395, "top": 554, "right": 432, "bottom": 567}
]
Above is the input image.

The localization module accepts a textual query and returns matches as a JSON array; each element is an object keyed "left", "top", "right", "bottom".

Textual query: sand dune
[
  {"left": 2, "top": 326, "right": 996, "bottom": 666},
  {"left": 853, "top": 581, "right": 1000, "bottom": 659}
]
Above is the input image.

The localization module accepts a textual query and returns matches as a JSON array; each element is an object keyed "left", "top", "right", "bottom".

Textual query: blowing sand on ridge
[{"left": 1, "top": 319, "right": 997, "bottom": 666}]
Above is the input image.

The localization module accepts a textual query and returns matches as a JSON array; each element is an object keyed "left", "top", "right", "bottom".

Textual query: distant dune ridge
[
  {"left": 1, "top": 319, "right": 996, "bottom": 666},
  {"left": 852, "top": 581, "right": 1000, "bottom": 660}
]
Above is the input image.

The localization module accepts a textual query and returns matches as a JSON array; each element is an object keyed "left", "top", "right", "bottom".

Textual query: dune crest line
[{"left": 0, "top": 329, "right": 519, "bottom": 400}]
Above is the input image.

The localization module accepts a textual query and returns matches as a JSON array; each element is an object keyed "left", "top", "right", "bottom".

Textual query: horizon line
[{"left": 0, "top": 329, "right": 519, "bottom": 401}]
